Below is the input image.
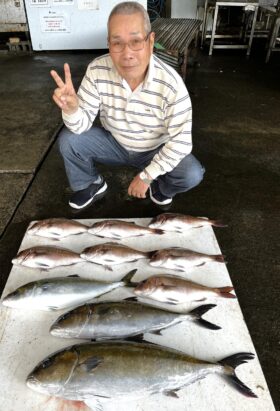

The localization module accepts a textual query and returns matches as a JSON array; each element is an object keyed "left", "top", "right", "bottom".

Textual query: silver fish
[
  {"left": 149, "top": 213, "right": 227, "bottom": 233},
  {"left": 12, "top": 246, "right": 82, "bottom": 269},
  {"left": 27, "top": 218, "right": 88, "bottom": 239},
  {"left": 50, "top": 300, "right": 220, "bottom": 339},
  {"left": 2, "top": 270, "right": 136, "bottom": 311},
  {"left": 26, "top": 341, "right": 257, "bottom": 402},
  {"left": 134, "top": 275, "right": 235, "bottom": 305},
  {"left": 150, "top": 247, "right": 225, "bottom": 271},
  {"left": 80, "top": 242, "right": 153, "bottom": 269},
  {"left": 88, "top": 220, "right": 163, "bottom": 239}
]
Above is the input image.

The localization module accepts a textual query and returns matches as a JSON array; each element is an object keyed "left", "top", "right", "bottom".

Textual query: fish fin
[
  {"left": 84, "top": 398, "right": 104, "bottom": 411},
  {"left": 79, "top": 356, "right": 104, "bottom": 373},
  {"left": 149, "top": 329, "right": 163, "bottom": 336},
  {"left": 163, "top": 390, "right": 179, "bottom": 398},
  {"left": 104, "top": 265, "right": 113, "bottom": 271},
  {"left": 196, "top": 318, "right": 221, "bottom": 330},
  {"left": 189, "top": 304, "right": 221, "bottom": 330},
  {"left": 121, "top": 269, "right": 137, "bottom": 286},
  {"left": 210, "top": 219, "right": 228, "bottom": 228},
  {"left": 197, "top": 262, "right": 206, "bottom": 267},
  {"left": 111, "top": 233, "right": 122, "bottom": 240},
  {"left": 123, "top": 296, "right": 138, "bottom": 302},
  {"left": 217, "top": 286, "right": 236, "bottom": 298},
  {"left": 37, "top": 263, "right": 50, "bottom": 268},
  {"left": 165, "top": 298, "right": 179, "bottom": 305},
  {"left": 124, "top": 333, "right": 145, "bottom": 342},
  {"left": 218, "top": 352, "right": 257, "bottom": 398},
  {"left": 212, "top": 254, "right": 225, "bottom": 263},
  {"left": 153, "top": 229, "right": 164, "bottom": 235}
]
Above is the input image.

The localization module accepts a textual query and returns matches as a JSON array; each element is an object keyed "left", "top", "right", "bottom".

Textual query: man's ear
[{"left": 150, "top": 31, "right": 155, "bottom": 49}]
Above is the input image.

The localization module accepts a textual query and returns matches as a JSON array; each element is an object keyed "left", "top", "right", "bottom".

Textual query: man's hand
[
  {"left": 128, "top": 174, "right": 149, "bottom": 198},
  {"left": 50, "top": 63, "right": 79, "bottom": 115}
]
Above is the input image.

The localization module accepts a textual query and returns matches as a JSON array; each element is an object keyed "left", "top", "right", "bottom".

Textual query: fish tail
[
  {"left": 210, "top": 219, "right": 228, "bottom": 228},
  {"left": 213, "top": 254, "right": 226, "bottom": 263},
  {"left": 121, "top": 269, "right": 137, "bottom": 287},
  {"left": 218, "top": 352, "right": 257, "bottom": 398},
  {"left": 217, "top": 286, "right": 236, "bottom": 299},
  {"left": 189, "top": 304, "right": 221, "bottom": 330}
]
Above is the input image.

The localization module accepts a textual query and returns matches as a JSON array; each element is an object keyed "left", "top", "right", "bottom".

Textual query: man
[{"left": 51, "top": 1, "right": 204, "bottom": 210}]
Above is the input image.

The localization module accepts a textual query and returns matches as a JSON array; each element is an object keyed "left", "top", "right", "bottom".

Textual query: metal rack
[
  {"left": 152, "top": 18, "right": 202, "bottom": 80},
  {"left": 201, "top": 0, "right": 259, "bottom": 56}
]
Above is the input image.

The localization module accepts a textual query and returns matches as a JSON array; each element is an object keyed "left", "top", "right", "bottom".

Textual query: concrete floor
[{"left": 0, "top": 46, "right": 279, "bottom": 409}]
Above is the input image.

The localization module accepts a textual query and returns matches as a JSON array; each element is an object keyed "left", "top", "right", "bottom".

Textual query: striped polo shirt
[{"left": 62, "top": 53, "right": 193, "bottom": 180}]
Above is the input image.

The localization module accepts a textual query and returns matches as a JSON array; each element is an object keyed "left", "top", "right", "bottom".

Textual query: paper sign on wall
[
  {"left": 53, "top": 0, "right": 74, "bottom": 5},
  {"left": 40, "top": 10, "right": 70, "bottom": 33},
  {"left": 30, "top": 0, "right": 48, "bottom": 6},
  {"left": 78, "top": 0, "right": 99, "bottom": 10}
]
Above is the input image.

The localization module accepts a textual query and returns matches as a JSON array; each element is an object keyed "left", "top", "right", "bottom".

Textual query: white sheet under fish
[{"left": 0, "top": 218, "right": 276, "bottom": 411}]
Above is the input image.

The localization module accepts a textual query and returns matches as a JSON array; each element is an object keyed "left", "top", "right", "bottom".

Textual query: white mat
[{"left": 0, "top": 218, "right": 275, "bottom": 411}]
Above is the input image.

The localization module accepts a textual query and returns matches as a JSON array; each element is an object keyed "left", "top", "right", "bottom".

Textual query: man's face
[{"left": 108, "top": 12, "right": 154, "bottom": 85}]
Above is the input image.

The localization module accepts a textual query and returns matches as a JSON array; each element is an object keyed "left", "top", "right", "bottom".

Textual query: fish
[
  {"left": 148, "top": 213, "right": 227, "bottom": 233},
  {"left": 27, "top": 218, "right": 88, "bottom": 240},
  {"left": 134, "top": 275, "right": 235, "bottom": 305},
  {"left": 26, "top": 341, "right": 257, "bottom": 403},
  {"left": 88, "top": 219, "right": 163, "bottom": 239},
  {"left": 50, "top": 300, "right": 220, "bottom": 340},
  {"left": 12, "top": 246, "right": 82, "bottom": 269},
  {"left": 2, "top": 270, "right": 136, "bottom": 311},
  {"left": 149, "top": 247, "right": 225, "bottom": 271},
  {"left": 80, "top": 242, "right": 153, "bottom": 269}
]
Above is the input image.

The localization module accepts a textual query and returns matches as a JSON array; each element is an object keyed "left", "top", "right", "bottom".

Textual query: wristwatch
[{"left": 139, "top": 170, "right": 153, "bottom": 185}]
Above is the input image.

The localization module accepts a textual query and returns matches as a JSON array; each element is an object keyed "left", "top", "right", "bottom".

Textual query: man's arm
[
  {"left": 145, "top": 81, "right": 193, "bottom": 180},
  {"left": 128, "top": 79, "right": 192, "bottom": 199}
]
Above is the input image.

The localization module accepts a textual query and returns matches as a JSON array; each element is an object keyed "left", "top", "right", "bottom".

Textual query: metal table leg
[
  {"left": 247, "top": 5, "right": 259, "bottom": 56},
  {"left": 209, "top": 3, "right": 219, "bottom": 55},
  {"left": 266, "top": 15, "right": 280, "bottom": 62}
]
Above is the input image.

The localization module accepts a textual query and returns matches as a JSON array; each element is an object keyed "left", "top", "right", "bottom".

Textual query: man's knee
[
  {"left": 57, "top": 127, "right": 77, "bottom": 156},
  {"left": 185, "top": 161, "right": 205, "bottom": 189},
  {"left": 177, "top": 155, "right": 205, "bottom": 190}
]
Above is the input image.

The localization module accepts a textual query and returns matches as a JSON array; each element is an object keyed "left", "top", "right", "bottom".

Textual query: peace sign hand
[{"left": 50, "top": 63, "right": 79, "bottom": 115}]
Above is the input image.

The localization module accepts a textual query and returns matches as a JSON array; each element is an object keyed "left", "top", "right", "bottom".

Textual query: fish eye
[
  {"left": 10, "top": 290, "right": 20, "bottom": 297},
  {"left": 60, "top": 311, "right": 72, "bottom": 321},
  {"left": 41, "top": 357, "right": 54, "bottom": 369}
]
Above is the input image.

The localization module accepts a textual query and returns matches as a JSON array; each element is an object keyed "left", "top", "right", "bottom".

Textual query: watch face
[{"left": 139, "top": 171, "right": 152, "bottom": 185}]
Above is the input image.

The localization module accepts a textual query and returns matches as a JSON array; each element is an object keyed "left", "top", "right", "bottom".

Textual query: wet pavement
[{"left": 0, "top": 46, "right": 279, "bottom": 409}]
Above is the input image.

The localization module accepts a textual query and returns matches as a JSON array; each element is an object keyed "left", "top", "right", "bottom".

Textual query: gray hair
[{"left": 108, "top": 1, "right": 151, "bottom": 35}]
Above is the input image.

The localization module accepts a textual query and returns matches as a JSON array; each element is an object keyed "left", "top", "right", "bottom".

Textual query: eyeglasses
[{"left": 108, "top": 32, "right": 151, "bottom": 53}]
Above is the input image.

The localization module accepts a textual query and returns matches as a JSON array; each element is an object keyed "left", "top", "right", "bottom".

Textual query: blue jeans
[{"left": 58, "top": 126, "right": 205, "bottom": 198}]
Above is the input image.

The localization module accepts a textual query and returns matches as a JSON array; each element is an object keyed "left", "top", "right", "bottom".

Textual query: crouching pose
[{"left": 51, "top": 1, "right": 205, "bottom": 209}]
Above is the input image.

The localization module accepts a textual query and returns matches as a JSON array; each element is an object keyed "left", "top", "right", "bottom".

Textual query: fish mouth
[
  {"left": 26, "top": 375, "right": 62, "bottom": 396},
  {"left": 26, "top": 375, "right": 46, "bottom": 393},
  {"left": 49, "top": 324, "right": 63, "bottom": 337}
]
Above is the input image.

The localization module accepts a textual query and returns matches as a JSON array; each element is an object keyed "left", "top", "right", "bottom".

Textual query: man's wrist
[{"left": 139, "top": 170, "right": 153, "bottom": 185}]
